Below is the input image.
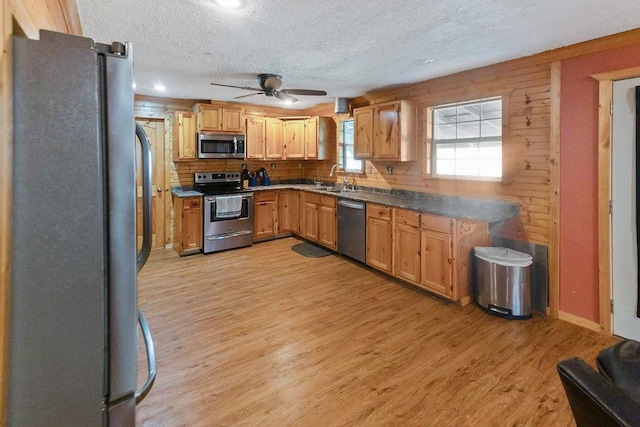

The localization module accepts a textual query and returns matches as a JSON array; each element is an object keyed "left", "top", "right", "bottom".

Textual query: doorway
[
  {"left": 136, "top": 118, "right": 169, "bottom": 249},
  {"left": 611, "top": 76, "right": 640, "bottom": 340}
]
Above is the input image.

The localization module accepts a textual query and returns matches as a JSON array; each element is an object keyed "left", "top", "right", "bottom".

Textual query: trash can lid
[{"left": 474, "top": 246, "right": 533, "bottom": 267}]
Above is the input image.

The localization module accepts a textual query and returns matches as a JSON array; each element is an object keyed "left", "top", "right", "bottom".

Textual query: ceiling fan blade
[
  {"left": 280, "top": 89, "right": 327, "bottom": 96},
  {"left": 210, "top": 82, "right": 263, "bottom": 91},
  {"left": 274, "top": 91, "right": 298, "bottom": 104},
  {"left": 233, "top": 92, "right": 264, "bottom": 100}
]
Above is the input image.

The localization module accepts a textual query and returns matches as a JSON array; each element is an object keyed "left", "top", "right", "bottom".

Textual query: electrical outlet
[
  {"left": 270, "top": 163, "right": 276, "bottom": 169},
  {"left": 386, "top": 165, "right": 394, "bottom": 175},
  {"left": 298, "top": 162, "right": 303, "bottom": 168}
]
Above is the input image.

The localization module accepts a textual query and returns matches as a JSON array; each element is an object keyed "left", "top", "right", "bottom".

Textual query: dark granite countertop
[{"left": 172, "top": 184, "right": 519, "bottom": 223}]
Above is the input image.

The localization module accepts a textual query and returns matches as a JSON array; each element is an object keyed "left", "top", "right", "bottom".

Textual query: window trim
[
  {"left": 338, "top": 118, "right": 363, "bottom": 174},
  {"left": 425, "top": 94, "right": 509, "bottom": 182}
]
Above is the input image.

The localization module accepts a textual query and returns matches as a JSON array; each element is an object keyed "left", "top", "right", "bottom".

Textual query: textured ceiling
[{"left": 76, "top": 0, "right": 640, "bottom": 109}]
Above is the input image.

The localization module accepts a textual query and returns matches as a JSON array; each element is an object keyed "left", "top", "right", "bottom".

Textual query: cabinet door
[
  {"left": 254, "top": 199, "right": 277, "bottom": 239},
  {"left": 354, "top": 106, "right": 375, "bottom": 158},
  {"left": 303, "top": 201, "right": 319, "bottom": 241},
  {"left": 198, "top": 104, "right": 223, "bottom": 131},
  {"left": 223, "top": 108, "right": 243, "bottom": 132},
  {"left": 173, "top": 111, "right": 197, "bottom": 161},
  {"left": 367, "top": 217, "right": 392, "bottom": 273},
  {"left": 182, "top": 197, "right": 202, "bottom": 253},
  {"left": 284, "top": 120, "right": 306, "bottom": 159},
  {"left": 305, "top": 117, "right": 318, "bottom": 159},
  {"left": 278, "top": 191, "right": 300, "bottom": 234},
  {"left": 394, "top": 222, "right": 421, "bottom": 284},
  {"left": 245, "top": 118, "right": 266, "bottom": 159},
  {"left": 375, "top": 102, "right": 400, "bottom": 160},
  {"left": 318, "top": 205, "right": 336, "bottom": 249},
  {"left": 421, "top": 230, "right": 453, "bottom": 297},
  {"left": 265, "top": 118, "right": 284, "bottom": 159}
]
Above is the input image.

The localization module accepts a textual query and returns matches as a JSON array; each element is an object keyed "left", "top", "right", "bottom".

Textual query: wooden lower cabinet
[
  {"left": 394, "top": 223, "right": 421, "bottom": 283},
  {"left": 254, "top": 191, "right": 278, "bottom": 240},
  {"left": 278, "top": 190, "right": 300, "bottom": 235},
  {"left": 173, "top": 195, "right": 202, "bottom": 256},
  {"left": 387, "top": 208, "right": 488, "bottom": 305},
  {"left": 366, "top": 204, "right": 392, "bottom": 273},
  {"left": 301, "top": 192, "right": 336, "bottom": 249},
  {"left": 318, "top": 205, "right": 336, "bottom": 249}
]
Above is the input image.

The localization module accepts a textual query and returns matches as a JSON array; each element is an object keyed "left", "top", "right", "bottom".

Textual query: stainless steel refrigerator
[{"left": 7, "top": 30, "right": 156, "bottom": 426}]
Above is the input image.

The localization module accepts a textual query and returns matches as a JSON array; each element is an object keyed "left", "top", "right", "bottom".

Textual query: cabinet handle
[{"left": 191, "top": 202, "right": 199, "bottom": 208}]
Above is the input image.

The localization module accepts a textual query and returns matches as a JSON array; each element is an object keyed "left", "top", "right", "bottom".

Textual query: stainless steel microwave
[{"left": 197, "top": 132, "right": 246, "bottom": 159}]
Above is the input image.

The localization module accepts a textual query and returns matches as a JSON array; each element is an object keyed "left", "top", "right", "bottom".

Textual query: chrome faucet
[{"left": 329, "top": 163, "right": 344, "bottom": 177}]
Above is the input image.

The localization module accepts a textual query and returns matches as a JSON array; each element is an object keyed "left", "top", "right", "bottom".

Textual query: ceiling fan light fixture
[{"left": 213, "top": 0, "right": 246, "bottom": 9}]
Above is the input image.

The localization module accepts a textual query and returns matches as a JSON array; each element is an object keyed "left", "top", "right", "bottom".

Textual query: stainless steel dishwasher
[{"left": 337, "top": 199, "right": 366, "bottom": 263}]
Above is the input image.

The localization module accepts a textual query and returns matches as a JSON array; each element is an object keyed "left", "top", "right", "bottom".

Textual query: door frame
[
  {"left": 135, "top": 114, "right": 171, "bottom": 248},
  {"left": 594, "top": 66, "right": 640, "bottom": 334}
]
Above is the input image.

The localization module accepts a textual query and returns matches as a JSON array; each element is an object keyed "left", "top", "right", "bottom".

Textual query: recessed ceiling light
[
  {"left": 214, "top": 0, "right": 246, "bottom": 9},
  {"left": 154, "top": 83, "right": 166, "bottom": 92},
  {"left": 413, "top": 58, "right": 435, "bottom": 66}
]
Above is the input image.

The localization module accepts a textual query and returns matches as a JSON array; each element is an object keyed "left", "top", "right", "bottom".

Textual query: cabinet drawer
[
  {"left": 255, "top": 190, "right": 277, "bottom": 202},
  {"left": 394, "top": 209, "right": 420, "bottom": 227},
  {"left": 421, "top": 213, "right": 453, "bottom": 234},
  {"left": 319, "top": 195, "right": 336, "bottom": 208},
  {"left": 367, "top": 203, "right": 391, "bottom": 220},
  {"left": 184, "top": 197, "right": 201, "bottom": 209},
  {"left": 304, "top": 192, "right": 321, "bottom": 205}
]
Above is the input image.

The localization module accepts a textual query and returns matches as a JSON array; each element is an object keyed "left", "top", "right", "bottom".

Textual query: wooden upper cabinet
[
  {"left": 354, "top": 106, "right": 375, "bottom": 159},
  {"left": 375, "top": 102, "right": 401, "bottom": 160},
  {"left": 193, "top": 103, "right": 244, "bottom": 132},
  {"left": 354, "top": 100, "right": 416, "bottom": 161},
  {"left": 245, "top": 117, "right": 266, "bottom": 159},
  {"left": 306, "top": 116, "right": 335, "bottom": 160},
  {"left": 173, "top": 110, "right": 197, "bottom": 161},
  {"left": 223, "top": 108, "right": 243, "bottom": 132},
  {"left": 305, "top": 116, "right": 318, "bottom": 159},
  {"left": 284, "top": 119, "right": 306, "bottom": 159},
  {"left": 265, "top": 118, "right": 284, "bottom": 159}
]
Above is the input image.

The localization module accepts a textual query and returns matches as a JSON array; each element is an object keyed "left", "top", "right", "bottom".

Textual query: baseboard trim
[{"left": 558, "top": 311, "right": 602, "bottom": 333}]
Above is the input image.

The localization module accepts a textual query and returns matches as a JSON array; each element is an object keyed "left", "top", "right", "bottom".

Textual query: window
[
  {"left": 432, "top": 97, "right": 502, "bottom": 180},
  {"left": 338, "top": 119, "right": 363, "bottom": 173}
]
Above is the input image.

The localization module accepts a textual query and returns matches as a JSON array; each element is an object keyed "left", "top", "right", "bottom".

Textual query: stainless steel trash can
[{"left": 473, "top": 247, "right": 533, "bottom": 320}]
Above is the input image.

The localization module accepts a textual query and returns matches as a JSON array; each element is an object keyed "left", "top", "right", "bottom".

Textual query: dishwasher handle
[{"left": 338, "top": 200, "right": 365, "bottom": 210}]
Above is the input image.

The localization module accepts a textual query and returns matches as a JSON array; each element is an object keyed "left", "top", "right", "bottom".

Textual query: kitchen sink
[{"left": 320, "top": 187, "right": 343, "bottom": 193}]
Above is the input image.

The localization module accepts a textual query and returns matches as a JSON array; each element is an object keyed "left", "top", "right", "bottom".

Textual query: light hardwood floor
[{"left": 136, "top": 237, "right": 618, "bottom": 426}]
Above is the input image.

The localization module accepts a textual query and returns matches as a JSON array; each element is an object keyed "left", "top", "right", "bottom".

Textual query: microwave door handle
[
  {"left": 135, "top": 309, "right": 156, "bottom": 404},
  {"left": 135, "top": 123, "right": 152, "bottom": 271},
  {"left": 233, "top": 137, "right": 237, "bottom": 153}
]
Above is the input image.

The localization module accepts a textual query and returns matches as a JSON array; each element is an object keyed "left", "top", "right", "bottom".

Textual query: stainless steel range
[{"left": 195, "top": 172, "right": 254, "bottom": 254}]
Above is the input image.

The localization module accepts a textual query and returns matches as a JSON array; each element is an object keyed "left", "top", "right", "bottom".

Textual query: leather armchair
[{"left": 557, "top": 340, "right": 640, "bottom": 427}]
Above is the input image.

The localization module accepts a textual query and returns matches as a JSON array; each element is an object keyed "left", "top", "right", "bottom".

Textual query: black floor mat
[{"left": 291, "top": 242, "right": 332, "bottom": 258}]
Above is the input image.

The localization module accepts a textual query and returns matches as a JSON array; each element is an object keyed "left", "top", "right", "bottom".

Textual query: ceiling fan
[{"left": 210, "top": 73, "right": 327, "bottom": 104}]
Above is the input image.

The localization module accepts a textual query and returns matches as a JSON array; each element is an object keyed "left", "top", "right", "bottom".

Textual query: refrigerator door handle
[
  {"left": 135, "top": 309, "right": 156, "bottom": 404},
  {"left": 136, "top": 123, "right": 153, "bottom": 272}
]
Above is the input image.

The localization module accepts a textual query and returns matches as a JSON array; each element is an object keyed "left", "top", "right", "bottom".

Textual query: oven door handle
[
  {"left": 206, "top": 230, "right": 253, "bottom": 240},
  {"left": 136, "top": 123, "right": 152, "bottom": 272}
]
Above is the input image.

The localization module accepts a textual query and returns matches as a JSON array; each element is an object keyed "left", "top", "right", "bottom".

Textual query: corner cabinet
[
  {"left": 353, "top": 100, "right": 416, "bottom": 161},
  {"left": 282, "top": 117, "right": 335, "bottom": 160},
  {"left": 173, "top": 195, "right": 202, "bottom": 256},
  {"left": 193, "top": 103, "right": 244, "bottom": 133},
  {"left": 173, "top": 111, "right": 198, "bottom": 161}
]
